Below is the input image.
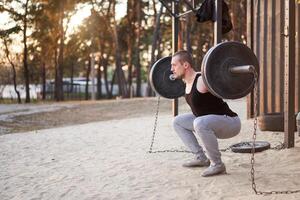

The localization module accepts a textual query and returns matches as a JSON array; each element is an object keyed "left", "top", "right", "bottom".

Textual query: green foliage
[
  {"left": 0, "top": 0, "right": 247, "bottom": 99},
  {"left": 0, "top": 26, "right": 21, "bottom": 38}
]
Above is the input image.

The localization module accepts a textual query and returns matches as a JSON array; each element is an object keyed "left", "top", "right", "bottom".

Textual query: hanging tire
[{"left": 230, "top": 141, "right": 270, "bottom": 153}]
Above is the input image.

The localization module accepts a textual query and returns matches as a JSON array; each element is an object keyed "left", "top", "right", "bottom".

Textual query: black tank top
[{"left": 185, "top": 74, "right": 237, "bottom": 117}]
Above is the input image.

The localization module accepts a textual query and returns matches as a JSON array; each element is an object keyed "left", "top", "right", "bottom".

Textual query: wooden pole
[
  {"left": 172, "top": 0, "right": 179, "bottom": 116},
  {"left": 284, "top": 0, "right": 296, "bottom": 148},
  {"left": 246, "top": 0, "right": 255, "bottom": 119}
]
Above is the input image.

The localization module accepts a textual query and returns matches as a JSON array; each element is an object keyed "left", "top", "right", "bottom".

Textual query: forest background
[{"left": 0, "top": 0, "right": 246, "bottom": 103}]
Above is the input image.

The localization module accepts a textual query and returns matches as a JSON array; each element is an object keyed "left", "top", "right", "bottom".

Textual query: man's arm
[{"left": 197, "top": 75, "right": 209, "bottom": 93}]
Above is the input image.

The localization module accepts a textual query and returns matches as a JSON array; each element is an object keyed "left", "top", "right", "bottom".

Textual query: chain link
[
  {"left": 270, "top": 142, "right": 285, "bottom": 150},
  {"left": 250, "top": 72, "right": 300, "bottom": 195},
  {"left": 148, "top": 96, "right": 192, "bottom": 154},
  {"left": 148, "top": 96, "right": 161, "bottom": 153}
]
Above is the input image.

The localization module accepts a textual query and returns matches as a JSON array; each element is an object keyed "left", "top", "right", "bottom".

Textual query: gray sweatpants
[{"left": 173, "top": 113, "right": 241, "bottom": 165}]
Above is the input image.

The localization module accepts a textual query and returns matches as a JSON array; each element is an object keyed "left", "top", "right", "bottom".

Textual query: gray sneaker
[
  {"left": 201, "top": 163, "right": 226, "bottom": 177},
  {"left": 182, "top": 158, "right": 210, "bottom": 168}
]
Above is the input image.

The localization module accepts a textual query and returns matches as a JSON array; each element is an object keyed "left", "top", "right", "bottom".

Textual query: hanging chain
[
  {"left": 250, "top": 72, "right": 300, "bottom": 195},
  {"left": 148, "top": 96, "right": 192, "bottom": 154},
  {"left": 148, "top": 96, "right": 161, "bottom": 153}
]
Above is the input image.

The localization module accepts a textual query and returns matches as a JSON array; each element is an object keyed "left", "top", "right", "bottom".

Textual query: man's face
[{"left": 171, "top": 56, "right": 185, "bottom": 79}]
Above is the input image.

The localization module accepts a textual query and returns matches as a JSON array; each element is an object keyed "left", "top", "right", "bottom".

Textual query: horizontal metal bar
[
  {"left": 176, "top": 6, "right": 201, "bottom": 18},
  {"left": 158, "top": 0, "right": 202, "bottom": 19},
  {"left": 182, "top": 0, "right": 196, "bottom": 12},
  {"left": 158, "top": 0, "right": 176, "bottom": 18},
  {"left": 177, "top": 9, "right": 194, "bottom": 18},
  {"left": 229, "top": 65, "right": 256, "bottom": 74}
]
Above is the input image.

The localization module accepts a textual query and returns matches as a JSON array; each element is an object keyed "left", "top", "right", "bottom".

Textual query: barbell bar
[{"left": 149, "top": 41, "right": 259, "bottom": 99}]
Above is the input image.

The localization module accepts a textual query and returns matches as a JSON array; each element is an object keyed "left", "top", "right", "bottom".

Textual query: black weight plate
[
  {"left": 201, "top": 41, "right": 259, "bottom": 99},
  {"left": 149, "top": 56, "right": 185, "bottom": 99},
  {"left": 230, "top": 141, "right": 270, "bottom": 153}
]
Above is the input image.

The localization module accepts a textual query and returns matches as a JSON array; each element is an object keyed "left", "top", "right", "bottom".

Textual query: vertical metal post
[
  {"left": 214, "top": 0, "right": 222, "bottom": 45},
  {"left": 91, "top": 53, "right": 96, "bottom": 100},
  {"left": 172, "top": 0, "right": 179, "bottom": 116},
  {"left": 284, "top": 0, "right": 296, "bottom": 148}
]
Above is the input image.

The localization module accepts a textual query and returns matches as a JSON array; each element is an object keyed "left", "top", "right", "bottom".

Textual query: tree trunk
[
  {"left": 110, "top": 69, "right": 116, "bottom": 98},
  {"left": 127, "top": 0, "right": 133, "bottom": 97},
  {"left": 70, "top": 61, "right": 74, "bottom": 92},
  {"left": 231, "top": 0, "right": 239, "bottom": 40},
  {"left": 150, "top": 4, "right": 163, "bottom": 66},
  {"left": 97, "top": 59, "right": 102, "bottom": 99},
  {"left": 135, "top": 0, "right": 142, "bottom": 97},
  {"left": 23, "top": 0, "right": 30, "bottom": 103},
  {"left": 41, "top": 62, "right": 46, "bottom": 100},
  {"left": 179, "top": 20, "right": 184, "bottom": 50},
  {"left": 135, "top": 51, "right": 141, "bottom": 97},
  {"left": 195, "top": 33, "right": 202, "bottom": 71},
  {"left": 3, "top": 39, "right": 21, "bottom": 103},
  {"left": 12, "top": 65, "right": 21, "bottom": 104},
  {"left": 186, "top": 14, "right": 192, "bottom": 54},
  {"left": 55, "top": 1, "right": 65, "bottom": 101},
  {"left": 85, "top": 59, "right": 91, "bottom": 100},
  {"left": 54, "top": 46, "right": 58, "bottom": 100},
  {"left": 147, "top": 4, "right": 163, "bottom": 96},
  {"left": 127, "top": 47, "right": 134, "bottom": 97},
  {"left": 112, "top": 2, "right": 128, "bottom": 98},
  {"left": 113, "top": 27, "right": 127, "bottom": 97},
  {"left": 102, "top": 58, "right": 112, "bottom": 98}
]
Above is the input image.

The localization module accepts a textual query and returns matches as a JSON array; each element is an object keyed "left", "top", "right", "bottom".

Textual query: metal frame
[
  {"left": 158, "top": 0, "right": 198, "bottom": 18},
  {"left": 158, "top": 0, "right": 223, "bottom": 116}
]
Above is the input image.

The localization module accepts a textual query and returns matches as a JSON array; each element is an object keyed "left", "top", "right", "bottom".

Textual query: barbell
[{"left": 149, "top": 41, "right": 259, "bottom": 99}]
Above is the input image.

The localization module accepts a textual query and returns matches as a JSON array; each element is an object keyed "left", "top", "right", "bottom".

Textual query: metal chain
[
  {"left": 250, "top": 72, "right": 300, "bottom": 195},
  {"left": 149, "top": 73, "right": 300, "bottom": 194},
  {"left": 148, "top": 96, "right": 161, "bottom": 153},
  {"left": 220, "top": 146, "right": 232, "bottom": 152},
  {"left": 148, "top": 96, "right": 192, "bottom": 154},
  {"left": 270, "top": 142, "right": 285, "bottom": 150}
]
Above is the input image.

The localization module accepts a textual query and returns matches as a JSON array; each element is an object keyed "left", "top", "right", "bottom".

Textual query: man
[{"left": 171, "top": 50, "right": 241, "bottom": 177}]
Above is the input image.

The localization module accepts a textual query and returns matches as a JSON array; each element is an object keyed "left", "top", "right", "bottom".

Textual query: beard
[{"left": 174, "top": 73, "right": 184, "bottom": 80}]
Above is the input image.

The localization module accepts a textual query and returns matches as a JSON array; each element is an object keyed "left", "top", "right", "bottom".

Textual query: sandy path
[
  {"left": 1, "top": 99, "right": 300, "bottom": 200},
  {"left": 0, "top": 98, "right": 184, "bottom": 134}
]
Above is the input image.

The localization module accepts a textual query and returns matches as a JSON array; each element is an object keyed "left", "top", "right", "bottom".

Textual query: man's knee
[
  {"left": 193, "top": 117, "right": 210, "bottom": 133},
  {"left": 173, "top": 115, "right": 182, "bottom": 128}
]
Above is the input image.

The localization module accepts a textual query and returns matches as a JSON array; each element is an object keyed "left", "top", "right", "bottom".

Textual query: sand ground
[{"left": 0, "top": 97, "right": 300, "bottom": 200}]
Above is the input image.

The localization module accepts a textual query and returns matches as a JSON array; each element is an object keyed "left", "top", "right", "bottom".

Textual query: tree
[
  {"left": 0, "top": 0, "right": 34, "bottom": 103},
  {"left": 85, "top": 58, "right": 91, "bottom": 100},
  {"left": 56, "top": 0, "right": 65, "bottom": 101},
  {"left": 38, "top": 0, "right": 82, "bottom": 101},
  {"left": 0, "top": 27, "right": 22, "bottom": 103},
  {"left": 126, "top": 0, "right": 135, "bottom": 97},
  {"left": 31, "top": 2, "right": 55, "bottom": 100},
  {"left": 0, "top": 0, "right": 248, "bottom": 102},
  {"left": 90, "top": 0, "right": 129, "bottom": 98},
  {"left": 111, "top": 1, "right": 128, "bottom": 98},
  {"left": 148, "top": 2, "right": 163, "bottom": 96},
  {"left": 133, "top": 0, "right": 142, "bottom": 97},
  {"left": 64, "top": 33, "right": 82, "bottom": 93}
]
